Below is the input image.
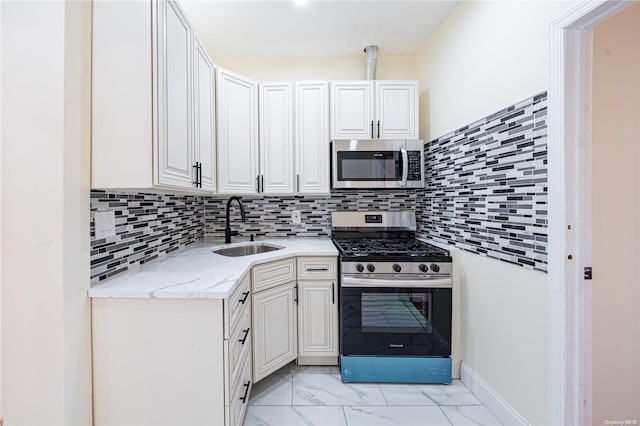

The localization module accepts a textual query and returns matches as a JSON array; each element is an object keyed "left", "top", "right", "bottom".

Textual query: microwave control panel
[{"left": 407, "top": 151, "right": 422, "bottom": 181}]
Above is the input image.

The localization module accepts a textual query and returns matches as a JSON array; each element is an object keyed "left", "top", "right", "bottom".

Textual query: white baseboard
[{"left": 460, "top": 362, "right": 530, "bottom": 426}]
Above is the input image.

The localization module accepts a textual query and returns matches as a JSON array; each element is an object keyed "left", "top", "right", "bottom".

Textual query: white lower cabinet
[
  {"left": 297, "top": 257, "right": 339, "bottom": 365},
  {"left": 92, "top": 282, "right": 252, "bottom": 426},
  {"left": 252, "top": 281, "right": 298, "bottom": 382},
  {"left": 297, "top": 280, "right": 339, "bottom": 364}
]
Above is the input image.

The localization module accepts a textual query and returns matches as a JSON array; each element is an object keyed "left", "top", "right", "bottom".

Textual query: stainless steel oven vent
[{"left": 364, "top": 45, "right": 378, "bottom": 80}]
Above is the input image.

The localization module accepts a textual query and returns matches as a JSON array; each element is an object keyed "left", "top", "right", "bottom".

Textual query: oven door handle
[{"left": 341, "top": 276, "right": 452, "bottom": 289}]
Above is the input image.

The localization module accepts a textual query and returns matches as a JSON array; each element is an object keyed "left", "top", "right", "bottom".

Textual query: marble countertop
[{"left": 88, "top": 238, "right": 338, "bottom": 300}]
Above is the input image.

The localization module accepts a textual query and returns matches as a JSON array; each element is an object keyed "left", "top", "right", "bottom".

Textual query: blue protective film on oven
[{"left": 340, "top": 355, "right": 452, "bottom": 384}]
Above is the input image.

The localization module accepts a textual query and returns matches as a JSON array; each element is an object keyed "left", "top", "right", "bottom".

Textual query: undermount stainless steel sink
[{"left": 213, "top": 243, "right": 284, "bottom": 257}]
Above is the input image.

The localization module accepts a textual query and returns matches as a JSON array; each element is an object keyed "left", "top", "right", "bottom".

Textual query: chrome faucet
[{"left": 224, "top": 196, "right": 247, "bottom": 243}]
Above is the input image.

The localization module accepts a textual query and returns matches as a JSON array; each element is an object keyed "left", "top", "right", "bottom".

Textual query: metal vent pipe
[{"left": 364, "top": 45, "right": 378, "bottom": 80}]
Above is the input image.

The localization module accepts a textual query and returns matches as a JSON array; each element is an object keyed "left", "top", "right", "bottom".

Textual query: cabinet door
[
  {"left": 295, "top": 81, "right": 330, "bottom": 194},
  {"left": 193, "top": 37, "right": 216, "bottom": 192},
  {"left": 330, "top": 81, "right": 374, "bottom": 140},
  {"left": 298, "top": 281, "right": 338, "bottom": 359},
  {"left": 375, "top": 81, "right": 419, "bottom": 139},
  {"left": 252, "top": 282, "right": 297, "bottom": 382},
  {"left": 155, "top": 0, "right": 194, "bottom": 189},
  {"left": 259, "top": 83, "right": 294, "bottom": 193},
  {"left": 217, "top": 67, "right": 258, "bottom": 194}
]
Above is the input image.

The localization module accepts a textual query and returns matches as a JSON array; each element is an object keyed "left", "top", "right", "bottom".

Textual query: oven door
[
  {"left": 340, "top": 275, "right": 452, "bottom": 357},
  {"left": 331, "top": 140, "right": 424, "bottom": 189}
]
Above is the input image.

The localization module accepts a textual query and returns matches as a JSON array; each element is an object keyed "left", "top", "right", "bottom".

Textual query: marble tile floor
[{"left": 243, "top": 362, "right": 503, "bottom": 426}]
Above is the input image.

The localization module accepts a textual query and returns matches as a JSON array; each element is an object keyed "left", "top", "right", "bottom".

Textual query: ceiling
[{"left": 180, "top": 1, "right": 460, "bottom": 58}]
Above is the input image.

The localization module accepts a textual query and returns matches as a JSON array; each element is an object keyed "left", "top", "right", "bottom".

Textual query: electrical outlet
[
  {"left": 291, "top": 210, "right": 302, "bottom": 225},
  {"left": 94, "top": 210, "right": 116, "bottom": 239}
]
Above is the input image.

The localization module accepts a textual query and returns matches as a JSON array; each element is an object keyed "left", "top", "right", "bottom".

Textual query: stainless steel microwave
[{"left": 331, "top": 139, "right": 425, "bottom": 189}]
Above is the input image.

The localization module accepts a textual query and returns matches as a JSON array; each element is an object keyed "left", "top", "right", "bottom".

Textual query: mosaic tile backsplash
[
  {"left": 203, "top": 190, "right": 419, "bottom": 238},
  {"left": 417, "top": 92, "right": 548, "bottom": 271},
  {"left": 90, "top": 191, "right": 205, "bottom": 283}
]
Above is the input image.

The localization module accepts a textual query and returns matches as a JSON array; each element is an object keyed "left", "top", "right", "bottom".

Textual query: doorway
[{"left": 549, "top": 2, "right": 640, "bottom": 425}]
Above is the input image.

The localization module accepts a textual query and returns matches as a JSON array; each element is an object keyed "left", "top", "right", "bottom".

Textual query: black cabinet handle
[
  {"left": 377, "top": 120, "right": 380, "bottom": 139},
  {"left": 198, "top": 162, "right": 202, "bottom": 188},
  {"left": 261, "top": 175, "right": 265, "bottom": 192},
  {"left": 306, "top": 267, "right": 328, "bottom": 272},
  {"left": 192, "top": 162, "right": 199, "bottom": 186},
  {"left": 295, "top": 284, "right": 298, "bottom": 305},
  {"left": 332, "top": 283, "right": 335, "bottom": 304},
  {"left": 370, "top": 120, "right": 374, "bottom": 138},
  {"left": 239, "top": 380, "right": 251, "bottom": 403},
  {"left": 239, "top": 291, "right": 249, "bottom": 304},
  {"left": 239, "top": 327, "right": 250, "bottom": 344},
  {"left": 296, "top": 174, "right": 300, "bottom": 192}
]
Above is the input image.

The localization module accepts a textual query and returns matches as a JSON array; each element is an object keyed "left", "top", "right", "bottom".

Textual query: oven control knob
[
  {"left": 367, "top": 264, "right": 376, "bottom": 273},
  {"left": 393, "top": 264, "right": 402, "bottom": 273},
  {"left": 419, "top": 264, "right": 429, "bottom": 273},
  {"left": 356, "top": 264, "right": 364, "bottom": 273},
  {"left": 430, "top": 264, "right": 440, "bottom": 273}
]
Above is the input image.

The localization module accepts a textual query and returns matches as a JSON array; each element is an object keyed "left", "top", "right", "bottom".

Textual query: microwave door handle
[
  {"left": 400, "top": 146, "right": 408, "bottom": 187},
  {"left": 342, "top": 276, "right": 452, "bottom": 288}
]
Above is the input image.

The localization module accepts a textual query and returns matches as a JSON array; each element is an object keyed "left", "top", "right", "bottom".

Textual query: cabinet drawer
[
  {"left": 227, "top": 348, "right": 252, "bottom": 426},
  {"left": 226, "top": 306, "right": 251, "bottom": 400},
  {"left": 252, "top": 258, "right": 296, "bottom": 293},
  {"left": 224, "top": 273, "right": 251, "bottom": 338},
  {"left": 297, "top": 257, "right": 337, "bottom": 280}
]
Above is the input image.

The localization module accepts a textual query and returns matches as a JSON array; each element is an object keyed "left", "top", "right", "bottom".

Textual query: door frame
[{"left": 547, "top": 1, "right": 636, "bottom": 425}]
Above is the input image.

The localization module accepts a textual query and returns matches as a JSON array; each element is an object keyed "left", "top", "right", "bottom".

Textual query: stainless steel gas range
[{"left": 331, "top": 211, "right": 453, "bottom": 384}]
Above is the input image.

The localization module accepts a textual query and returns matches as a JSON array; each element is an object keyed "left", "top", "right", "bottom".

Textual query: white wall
[
  {"left": 416, "top": 1, "right": 578, "bottom": 141},
  {"left": 592, "top": 4, "right": 640, "bottom": 423},
  {"left": 414, "top": 2, "right": 578, "bottom": 425},
  {"left": 213, "top": 54, "right": 416, "bottom": 82},
  {"left": 0, "top": 1, "right": 92, "bottom": 424},
  {"left": 458, "top": 252, "right": 548, "bottom": 425}
]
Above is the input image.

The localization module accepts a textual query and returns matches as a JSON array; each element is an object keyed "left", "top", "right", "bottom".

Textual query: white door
[
  {"left": 155, "top": 0, "right": 194, "bottom": 189},
  {"left": 298, "top": 281, "right": 338, "bottom": 358},
  {"left": 375, "top": 81, "right": 419, "bottom": 139},
  {"left": 259, "top": 83, "right": 294, "bottom": 193},
  {"left": 252, "top": 282, "right": 297, "bottom": 383},
  {"left": 217, "top": 67, "right": 258, "bottom": 194},
  {"left": 330, "top": 81, "right": 374, "bottom": 140},
  {"left": 193, "top": 37, "right": 216, "bottom": 192},
  {"left": 295, "top": 81, "right": 330, "bottom": 194}
]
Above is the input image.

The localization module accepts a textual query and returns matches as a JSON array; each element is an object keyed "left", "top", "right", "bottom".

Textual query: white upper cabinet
[
  {"left": 251, "top": 80, "right": 329, "bottom": 195},
  {"left": 295, "top": 81, "right": 330, "bottom": 194},
  {"left": 330, "top": 80, "right": 419, "bottom": 140},
  {"left": 155, "top": 0, "right": 194, "bottom": 189},
  {"left": 330, "top": 81, "right": 375, "bottom": 139},
  {"left": 375, "top": 81, "right": 419, "bottom": 139},
  {"left": 193, "top": 37, "right": 217, "bottom": 192},
  {"left": 259, "top": 83, "right": 295, "bottom": 193},
  {"left": 92, "top": 0, "right": 216, "bottom": 193},
  {"left": 217, "top": 67, "right": 259, "bottom": 194}
]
